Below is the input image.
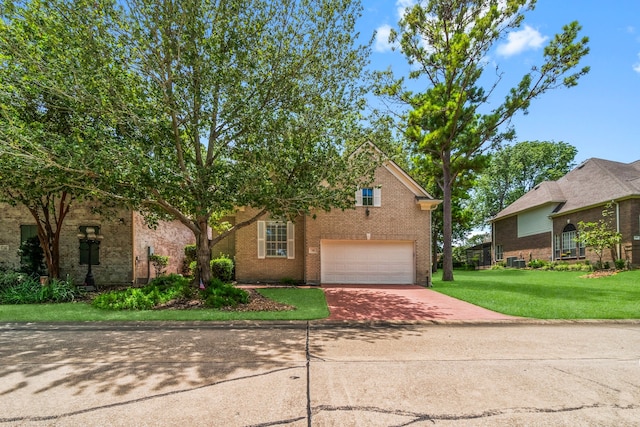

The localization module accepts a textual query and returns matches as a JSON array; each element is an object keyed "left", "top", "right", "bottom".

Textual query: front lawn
[
  {"left": 432, "top": 269, "right": 640, "bottom": 319},
  {"left": 0, "top": 288, "right": 329, "bottom": 322}
]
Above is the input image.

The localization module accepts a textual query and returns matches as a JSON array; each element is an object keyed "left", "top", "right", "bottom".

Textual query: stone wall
[{"left": 0, "top": 202, "right": 195, "bottom": 286}]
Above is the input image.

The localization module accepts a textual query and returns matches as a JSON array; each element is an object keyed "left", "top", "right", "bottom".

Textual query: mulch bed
[
  {"left": 153, "top": 289, "right": 295, "bottom": 311},
  {"left": 580, "top": 270, "right": 618, "bottom": 279}
]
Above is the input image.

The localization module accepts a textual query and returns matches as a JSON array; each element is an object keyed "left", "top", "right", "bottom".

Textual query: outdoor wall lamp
[
  {"left": 77, "top": 227, "right": 104, "bottom": 289},
  {"left": 365, "top": 207, "right": 370, "bottom": 216}
]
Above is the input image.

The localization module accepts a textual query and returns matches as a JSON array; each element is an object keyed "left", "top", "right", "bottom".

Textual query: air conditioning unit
[{"left": 506, "top": 256, "right": 518, "bottom": 267}]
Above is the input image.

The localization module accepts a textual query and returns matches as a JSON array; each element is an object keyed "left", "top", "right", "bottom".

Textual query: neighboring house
[
  {"left": 222, "top": 149, "right": 442, "bottom": 286},
  {"left": 0, "top": 203, "right": 194, "bottom": 286},
  {"left": 491, "top": 158, "right": 640, "bottom": 267}
]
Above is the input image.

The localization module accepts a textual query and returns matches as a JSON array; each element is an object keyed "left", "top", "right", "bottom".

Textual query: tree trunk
[
  {"left": 441, "top": 154, "right": 454, "bottom": 281},
  {"left": 195, "top": 216, "right": 212, "bottom": 285}
]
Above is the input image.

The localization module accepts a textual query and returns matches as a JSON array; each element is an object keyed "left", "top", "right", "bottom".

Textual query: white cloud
[
  {"left": 374, "top": 24, "right": 396, "bottom": 52},
  {"left": 497, "top": 25, "right": 548, "bottom": 57},
  {"left": 396, "top": 0, "right": 417, "bottom": 19},
  {"left": 633, "top": 53, "right": 640, "bottom": 73}
]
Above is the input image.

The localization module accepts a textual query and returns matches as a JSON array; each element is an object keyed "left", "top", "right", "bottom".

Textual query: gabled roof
[
  {"left": 354, "top": 142, "right": 442, "bottom": 210},
  {"left": 492, "top": 157, "right": 640, "bottom": 221}
]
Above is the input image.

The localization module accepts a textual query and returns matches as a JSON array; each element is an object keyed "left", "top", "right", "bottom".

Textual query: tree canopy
[
  {"left": 378, "top": 0, "right": 590, "bottom": 280},
  {"left": 471, "top": 140, "right": 578, "bottom": 227},
  {"left": 1, "top": 0, "right": 375, "bottom": 282}
]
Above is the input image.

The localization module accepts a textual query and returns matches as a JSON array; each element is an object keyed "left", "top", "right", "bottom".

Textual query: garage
[{"left": 320, "top": 240, "right": 415, "bottom": 284}]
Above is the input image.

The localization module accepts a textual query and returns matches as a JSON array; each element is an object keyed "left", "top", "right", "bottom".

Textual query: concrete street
[{"left": 1, "top": 321, "right": 639, "bottom": 426}]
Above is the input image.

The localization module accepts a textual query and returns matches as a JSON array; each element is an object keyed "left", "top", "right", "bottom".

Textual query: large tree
[
  {"left": 1, "top": 0, "right": 374, "bottom": 283},
  {"left": 471, "top": 140, "right": 578, "bottom": 227},
  {"left": 0, "top": 8, "right": 107, "bottom": 278},
  {"left": 380, "top": 0, "right": 589, "bottom": 280}
]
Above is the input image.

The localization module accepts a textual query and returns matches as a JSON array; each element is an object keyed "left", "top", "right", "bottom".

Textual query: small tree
[
  {"left": 18, "top": 236, "right": 45, "bottom": 276},
  {"left": 577, "top": 204, "right": 622, "bottom": 270},
  {"left": 149, "top": 255, "right": 169, "bottom": 278}
]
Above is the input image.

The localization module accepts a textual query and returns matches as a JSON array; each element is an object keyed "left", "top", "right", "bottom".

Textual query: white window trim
[
  {"left": 257, "top": 220, "right": 295, "bottom": 260},
  {"left": 355, "top": 187, "right": 381, "bottom": 207}
]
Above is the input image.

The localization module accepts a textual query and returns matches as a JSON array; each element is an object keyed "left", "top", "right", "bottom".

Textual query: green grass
[
  {"left": 432, "top": 269, "right": 640, "bottom": 319},
  {"left": 0, "top": 288, "right": 328, "bottom": 322}
]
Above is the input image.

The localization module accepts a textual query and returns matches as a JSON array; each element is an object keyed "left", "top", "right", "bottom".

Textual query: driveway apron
[{"left": 322, "top": 284, "right": 518, "bottom": 321}]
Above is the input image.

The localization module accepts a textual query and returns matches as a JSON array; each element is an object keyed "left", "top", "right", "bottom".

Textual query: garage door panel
[{"left": 321, "top": 240, "right": 414, "bottom": 284}]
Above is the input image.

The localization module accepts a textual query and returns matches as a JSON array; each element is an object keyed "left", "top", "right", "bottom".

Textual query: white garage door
[{"left": 321, "top": 240, "right": 415, "bottom": 284}]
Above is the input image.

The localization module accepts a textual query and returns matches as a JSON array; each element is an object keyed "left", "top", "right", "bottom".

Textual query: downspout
[
  {"left": 549, "top": 215, "right": 554, "bottom": 262},
  {"left": 613, "top": 200, "right": 621, "bottom": 260},
  {"left": 131, "top": 210, "right": 136, "bottom": 285},
  {"left": 427, "top": 207, "right": 433, "bottom": 287},
  {"left": 491, "top": 220, "right": 495, "bottom": 266}
]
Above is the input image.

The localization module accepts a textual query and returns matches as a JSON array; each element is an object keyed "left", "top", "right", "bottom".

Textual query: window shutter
[
  {"left": 257, "top": 221, "right": 266, "bottom": 259},
  {"left": 287, "top": 221, "right": 295, "bottom": 260},
  {"left": 373, "top": 187, "right": 382, "bottom": 207},
  {"left": 355, "top": 189, "right": 363, "bottom": 207}
]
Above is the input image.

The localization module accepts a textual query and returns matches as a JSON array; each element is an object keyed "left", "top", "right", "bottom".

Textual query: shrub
[
  {"left": 188, "top": 260, "right": 197, "bottom": 277},
  {"left": 0, "top": 278, "right": 40, "bottom": 304},
  {"left": 0, "top": 275, "right": 80, "bottom": 304},
  {"left": 615, "top": 259, "right": 626, "bottom": 270},
  {"left": 201, "top": 278, "right": 248, "bottom": 308},
  {"left": 211, "top": 255, "right": 234, "bottom": 282},
  {"left": 491, "top": 264, "right": 505, "bottom": 270},
  {"left": 0, "top": 270, "right": 29, "bottom": 290},
  {"left": 528, "top": 259, "right": 547, "bottom": 269},
  {"left": 149, "top": 254, "right": 169, "bottom": 277},
  {"left": 38, "top": 278, "right": 82, "bottom": 302},
  {"left": 92, "top": 274, "right": 190, "bottom": 310},
  {"left": 604, "top": 261, "right": 610, "bottom": 270},
  {"left": 182, "top": 245, "right": 197, "bottom": 275}
]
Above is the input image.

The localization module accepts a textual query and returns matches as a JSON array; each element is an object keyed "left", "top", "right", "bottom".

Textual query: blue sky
[{"left": 356, "top": 0, "right": 640, "bottom": 164}]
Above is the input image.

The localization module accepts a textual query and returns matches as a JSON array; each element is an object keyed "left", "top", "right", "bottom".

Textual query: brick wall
[
  {"left": 494, "top": 199, "right": 640, "bottom": 267},
  {"left": 133, "top": 212, "right": 195, "bottom": 284},
  {"left": 305, "top": 165, "right": 432, "bottom": 285},
  {"left": 232, "top": 164, "right": 434, "bottom": 285},
  {"left": 234, "top": 209, "right": 305, "bottom": 283},
  {"left": 493, "top": 215, "right": 552, "bottom": 263}
]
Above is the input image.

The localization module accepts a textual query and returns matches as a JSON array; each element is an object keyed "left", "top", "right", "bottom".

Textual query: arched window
[
  {"left": 554, "top": 223, "right": 585, "bottom": 259},
  {"left": 562, "top": 224, "right": 577, "bottom": 258}
]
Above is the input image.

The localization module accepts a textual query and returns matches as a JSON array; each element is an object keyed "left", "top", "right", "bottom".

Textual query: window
[
  {"left": 495, "top": 244, "right": 503, "bottom": 261},
  {"left": 266, "top": 222, "right": 287, "bottom": 257},
  {"left": 20, "top": 225, "right": 39, "bottom": 266},
  {"left": 559, "top": 224, "right": 581, "bottom": 259},
  {"left": 355, "top": 187, "right": 381, "bottom": 207},
  {"left": 79, "top": 226, "right": 101, "bottom": 265},
  {"left": 362, "top": 188, "right": 373, "bottom": 206},
  {"left": 257, "top": 221, "right": 294, "bottom": 259},
  {"left": 554, "top": 234, "right": 561, "bottom": 259}
]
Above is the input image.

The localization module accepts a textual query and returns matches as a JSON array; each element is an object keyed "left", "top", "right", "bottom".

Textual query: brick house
[
  {"left": 491, "top": 158, "right": 640, "bottom": 267},
  {"left": 1, "top": 146, "right": 441, "bottom": 287},
  {"left": 0, "top": 203, "right": 194, "bottom": 286},
  {"left": 225, "top": 154, "right": 442, "bottom": 286}
]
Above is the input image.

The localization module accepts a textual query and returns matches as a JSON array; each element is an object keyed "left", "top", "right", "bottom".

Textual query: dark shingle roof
[{"left": 492, "top": 158, "right": 640, "bottom": 221}]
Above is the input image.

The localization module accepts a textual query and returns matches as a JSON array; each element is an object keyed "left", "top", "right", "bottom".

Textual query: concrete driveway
[
  {"left": 322, "top": 285, "right": 518, "bottom": 322},
  {"left": 2, "top": 322, "right": 639, "bottom": 426}
]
